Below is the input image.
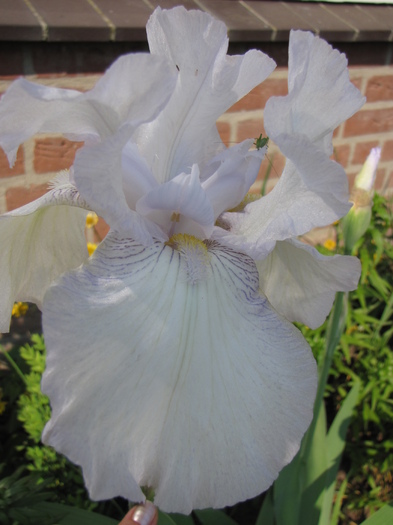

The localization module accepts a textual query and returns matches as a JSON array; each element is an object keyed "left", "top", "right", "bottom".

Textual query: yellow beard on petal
[{"left": 166, "top": 233, "right": 211, "bottom": 284}]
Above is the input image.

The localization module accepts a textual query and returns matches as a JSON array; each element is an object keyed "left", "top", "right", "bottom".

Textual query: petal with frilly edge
[
  {"left": 264, "top": 30, "right": 365, "bottom": 155},
  {"left": 0, "top": 54, "right": 176, "bottom": 165},
  {"left": 0, "top": 174, "right": 89, "bottom": 332},
  {"left": 135, "top": 6, "right": 276, "bottom": 184},
  {"left": 41, "top": 232, "right": 317, "bottom": 514},
  {"left": 214, "top": 134, "right": 352, "bottom": 260},
  {"left": 256, "top": 238, "right": 361, "bottom": 329}
]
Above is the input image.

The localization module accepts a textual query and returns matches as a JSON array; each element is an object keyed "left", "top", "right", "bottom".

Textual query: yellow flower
[
  {"left": 87, "top": 242, "right": 98, "bottom": 256},
  {"left": 11, "top": 302, "right": 29, "bottom": 317},
  {"left": 86, "top": 212, "right": 99, "bottom": 229},
  {"left": 323, "top": 239, "right": 336, "bottom": 251}
]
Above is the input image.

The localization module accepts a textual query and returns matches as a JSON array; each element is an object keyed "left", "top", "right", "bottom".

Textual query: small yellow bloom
[
  {"left": 323, "top": 239, "right": 336, "bottom": 251},
  {"left": 87, "top": 242, "right": 98, "bottom": 256},
  {"left": 86, "top": 212, "right": 99, "bottom": 229},
  {"left": 11, "top": 302, "right": 29, "bottom": 317}
]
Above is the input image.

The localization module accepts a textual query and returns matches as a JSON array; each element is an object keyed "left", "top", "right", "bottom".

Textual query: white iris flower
[{"left": 0, "top": 6, "right": 364, "bottom": 515}]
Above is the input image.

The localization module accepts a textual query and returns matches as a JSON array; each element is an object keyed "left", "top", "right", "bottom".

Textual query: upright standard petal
[
  {"left": 256, "top": 239, "right": 361, "bottom": 329},
  {"left": 0, "top": 176, "right": 89, "bottom": 332},
  {"left": 0, "top": 54, "right": 176, "bottom": 165},
  {"left": 42, "top": 232, "right": 317, "bottom": 514},
  {"left": 135, "top": 6, "right": 276, "bottom": 184},
  {"left": 264, "top": 30, "right": 365, "bottom": 155}
]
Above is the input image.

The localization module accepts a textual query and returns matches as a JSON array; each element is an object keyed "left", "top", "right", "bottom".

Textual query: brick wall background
[{"left": 0, "top": 63, "right": 392, "bottom": 215}]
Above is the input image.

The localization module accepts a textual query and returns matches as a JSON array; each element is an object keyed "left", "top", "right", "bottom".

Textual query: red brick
[
  {"left": 6, "top": 184, "right": 48, "bottom": 211},
  {"left": 236, "top": 119, "right": 266, "bottom": 143},
  {"left": 216, "top": 121, "right": 231, "bottom": 146},
  {"left": 352, "top": 141, "right": 380, "bottom": 165},
  {"left": 34, "top": 137, "right": 83, "bottom": 174},
  {"left": 332, "top": 144, "right": 351, "bottom": 168},
  {"left": 365, "top": 75, "right": 393, "bottom": 103},
  {"left": 375, "top": 168, "right": 387, "bottom": 191},
  {"left": 343, "top": 108, "right": 393, "bottom": 137},
  {"left": 381, "top": 140, "right": 393, "bottom": 161},
  {"left": 228, "top": 78, "right": 288, "bottom": 112},
  {"left": 0, "top": 147, "right": 24, "bottom": 178},
  {"left": 350, "top": 77, "right": 363, "bottom": 92}
]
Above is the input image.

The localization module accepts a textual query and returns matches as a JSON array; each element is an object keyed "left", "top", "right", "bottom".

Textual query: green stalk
[
  {"left": 300, "top": 291, "right": 345, "bottom": 465},
  {"left": 260, "top": 154, "right": 274, "bottom": 196},
  {"left": 2, "top": 349, "right": 27, "bottom": 385}
]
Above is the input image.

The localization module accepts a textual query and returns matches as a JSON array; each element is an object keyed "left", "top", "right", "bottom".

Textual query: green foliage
[
  {"left": 0, "top": 464, "right": 59, "bottom": 525},
  {"left": 12, "top": 334, "right": 95, "bottom": 511},
  {"left": 330, "top": 194, "right": 393, "bottom": 521},
  {"left": 17, "top": 334, "right": 50, "bottom": 443}
]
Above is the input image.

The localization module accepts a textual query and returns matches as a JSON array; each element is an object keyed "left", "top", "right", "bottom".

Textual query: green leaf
[
  {"left": 158, "top": 510, "right": 180, "bottom": 525},
  {"left": 33, "top": 502, "right": 118, "bottom": 524},
  {"left": 255, "top": 489, "right": 275, "bottom": 525},
  {"left": 298, "top": 403, "right": 328, "bottom": 525},
  {"left": 319, "top": 381, "right": 361, "bottom": 525},
  {"left": 194, "top": 509, "right": 238, "bottom": 525},
  {"left": 273, "top": 451, "right": 302, "bottom": 525},
  {"left": 168, "top": 512, "right": 195, "bottom": 525},
  {"left": 359, "top": 502, "right": 393, "bottom": 524}
]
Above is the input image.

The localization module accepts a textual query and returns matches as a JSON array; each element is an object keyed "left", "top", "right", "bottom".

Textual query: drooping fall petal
[
  {"left": 255, "top": 239, "right": 361, "bottom": 329},
  {"left": 42, "top": 233, "right": 317, "bottom": 514},
  {"left": 0, "top": 176, "right": 89, "bottom": 332}
]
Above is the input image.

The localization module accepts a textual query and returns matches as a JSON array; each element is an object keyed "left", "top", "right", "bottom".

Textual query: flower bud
[{"left": 342, "top": 147, "right": 381, "bottom": 253}]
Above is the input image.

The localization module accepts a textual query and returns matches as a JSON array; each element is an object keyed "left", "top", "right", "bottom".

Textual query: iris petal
[
  {"left": 202, "top": 140, "right": 265, "bottom": 220},
  {"left": 0, "top": 54, "right": 176, "bottom": 166},
  {"left": 73, "top": 128, "right": 166, "bottom": 244},
  {"left": 264, "top": 30, "right": 365, "bottom": 154},
  {"left": 256, "top": 238, "right": 361, "bottom": 329},
  {"left": 135, "top": 6, "right": 276, "bottom": 184},
  {"left": 41, "top": 233, "right": 317, "bottom": 514},
  {"left": 0, "top": 178, "right": 89, "bottom": 332},
  {"left": 214, "top": 135, "right": 352, "bottom": 260},
  {"left": 136, "top": 165, "right": 215, "bottom": 238}
]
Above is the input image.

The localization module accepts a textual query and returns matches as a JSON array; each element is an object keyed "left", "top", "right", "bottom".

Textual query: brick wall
[{"left": 0, "top": 65, "right": 392, "bottom": 216}]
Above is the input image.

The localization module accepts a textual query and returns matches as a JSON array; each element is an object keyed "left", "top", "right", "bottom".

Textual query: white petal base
[{"left": 42, "top": 233, "right": 317, "bottom": 514}]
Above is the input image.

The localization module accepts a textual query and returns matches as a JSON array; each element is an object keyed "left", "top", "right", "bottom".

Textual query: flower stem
[
  {"left": 2, "top": 349, "right": 27, "bottom": 385},
  {"left": 300, "top": 291, "right": 345, "bottom": 462}
]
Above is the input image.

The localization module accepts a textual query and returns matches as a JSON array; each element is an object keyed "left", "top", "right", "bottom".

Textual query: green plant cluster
[
  {"left": 300, "top": 193, "right": 393, "bottom": 523},
  {"left": 333, "top": 193, "right": 393, "bottom": 522},
  {"left": 0, "top": 193, "right": 392, "bottom": 525}
]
